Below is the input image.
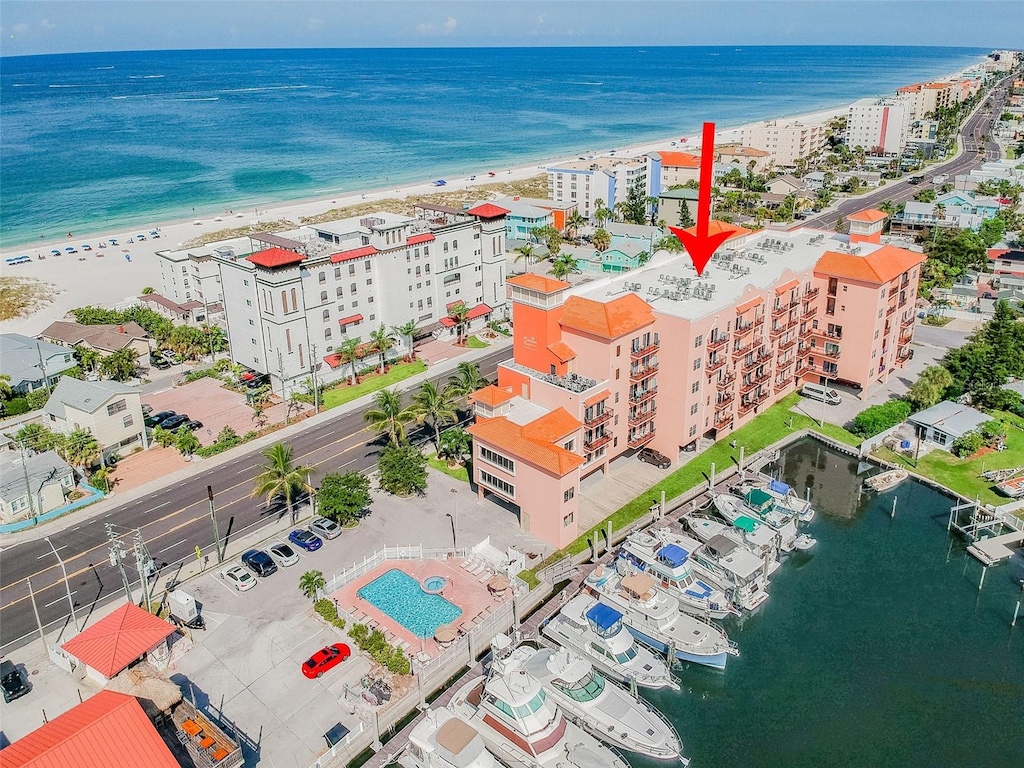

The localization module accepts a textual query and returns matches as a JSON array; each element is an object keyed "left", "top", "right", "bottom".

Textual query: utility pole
[
  {"left": 131, "top": 529, "right": 155, "bottom": 612},
  {"left": 26, "top": 576, "right": 46, "bottom": 645},
  {"left": 277, "top": 350, "right": 289, "bottom": 424},
  {"left": 309, "top": 343, "right": 319, "bottom": 415},
  {"left": 34, "top": 341, "right": 51, "bottom": 394},
  {"left": 18, "top": 445, "right": 37, "bottom": 518},
  {"left": 105, "top": 523, "right": 132, "bottom": 602},
  {"left": 207, "top": 485, "right": 224, "bottom": 563}
]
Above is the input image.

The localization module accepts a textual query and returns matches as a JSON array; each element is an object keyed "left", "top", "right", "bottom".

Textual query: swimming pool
[{"left": 357, "top": 568, "right": 462, "bottom": 638}]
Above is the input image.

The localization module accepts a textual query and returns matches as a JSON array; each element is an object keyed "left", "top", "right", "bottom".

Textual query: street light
[
  {"left": 45, "top": 536, "right": 80, "bottom": 633},
  {"left": 447, "top": 488, "right": 459, "bottom": 549}
]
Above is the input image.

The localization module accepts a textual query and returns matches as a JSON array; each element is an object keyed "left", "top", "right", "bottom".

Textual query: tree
[
  {"left": 615, "top": 178, "right": 649, "bottom": 224},
  {"left": 531, "top": 225, "right": 563, "bottom": 259},
  {"left": 12, "top": 423, "right": 61, "bottom": 453},
  {"left": 369, "top": 324, "right": 397, "bottom": 374},
  {"left": 951, "top": 431, "right": 984, "bottom": 458},
  {"left": 979, "top": 217, "right": 1006, "bottom": 248},
  {"left": 100, "top": 348, "right": 139, "bottom": 382},
  {"left": 592, "top": 198, "right": 607, "bottom": 226},
  {"left": 513, "top": 244, "right": 535, "bottom": 272},
  {"left": 363, "top": 388, "right": 415, "bottom": 446},
  {"left": 654, "top": 233, "right": 682, "bottom": 253},
  {"left": 906, "top": 366, "right": 954, "bottom": 411},
  {"left": 377, "top": 444, "right": 428, "bottom": 496},
  {"left": 152, "top": 426, "right": 176, "bottom": 448},
  {"left": 73, "top": 345, "right": 101, "bottom": 375},
  {"left": 412, "top": 381, "right": 458, "bottom": 450},
  {"left": 849, "top": 401, "right": 912, "bottom": 438},
  {"left": 438, "top": 427, "right": 472, "bottom": 466},
  {"left": 447, "top": 362, "right": 488, "bottom": 397},
  {"left": 175, "top": 429, "right": 201, "bottom": 458},
  {"left": 392, "top": 320, "right": 419, "bottom": 361},
  {"left": 549, "top": 253, "right": 579, "bottom": 280},
  {"left": 299, "top": 570, "right": 326, "bottom": 600},
  {"left": 565, "top": 210, "right": 586, "bottom": 241},
  {"left": 249, "top": 385, "right": 272, "bottom": 427},
  {"left": 446, "top": 302, "right": 471, "bottom": 346},
  {"left": 337, "top": 337, "right": 363, "bottom": 386},
  {"left": 592, "top": 228, "right": 611, "bottom": 252},
  {"left": 252, "top": 443, "right": 314, "bottom": 523},
  {"left": 59, "top": 427, "right": 101, "bottom": 477},
  {"left": 141, "top": 286, "right": 156, "bottom": 295},
  {"left": 677, "top": 200, "right": 695, "bottom": 228},
  {"left": 0, "top": 374, "right": 13, "bottom": 401},
  {"left": 317, "top": 471, "right": 371, "bottom": 525}
]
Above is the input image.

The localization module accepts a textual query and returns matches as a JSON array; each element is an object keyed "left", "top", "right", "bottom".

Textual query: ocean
[{"left": 0, "top": 46, "right": 988, "bottom": 247}]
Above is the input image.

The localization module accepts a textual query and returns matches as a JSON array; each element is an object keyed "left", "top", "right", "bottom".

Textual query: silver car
[
  {"left": 268, "top": 541, "right": 299, "bottom": 567},
  {"left": 309, "top": 516, "right": 342, "bottom": 540},
  {"left": 223, "top": 564, "right": 256, "bottom": 592}
]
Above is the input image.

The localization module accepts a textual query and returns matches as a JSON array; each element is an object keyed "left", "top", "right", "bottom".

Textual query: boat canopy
[
  {"left": 733, "top": 515, "right": 759, "bottom": 532},
  {"left": 744, "top": 488, "right": 774, "bottom": 510},
  {"left": 768, "top": 479, "right": 792, "bottom": 495},
  {"left": 657, "top": 543, "right": 689, "bottom": 568},
  {"left": 585, "top": 602, "right": 623, "bottom": 632}
]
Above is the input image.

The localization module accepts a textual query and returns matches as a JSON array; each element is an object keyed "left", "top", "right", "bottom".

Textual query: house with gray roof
[
  {"left": 43, "top": 378, "right": 147, "bottom": 461},
  {"left": 907, "top": 400, "right": 990, "bottom": 450},
  {"left": 0, "top": 450, "right": 75, "bottom": 521},
  {"left": 0, "top": 334, "right": 78, "bottom": 394}
]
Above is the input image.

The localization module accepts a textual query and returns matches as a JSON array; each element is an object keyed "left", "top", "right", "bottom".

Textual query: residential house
[
  {"left": 716, "top": 144, "right": 772, "bottom": 173},
  {"left": 0, "top": 450, "right": 75, "bottom": 521},
  {"left": 41, "top": 321, "right": 151, "bottom": 364},
  {"left": 766, "top": 174, "right": 811, "bottom": 197},
  {"left": 139, "top": 293, "right": 208, "bottom": 324},
  {"left": 803, "top": 172, "right": 827, "bottom": 191},
  {"left": 0, "top": 334, "right": 78, "bottom": 394},
  {"left": 892, "top": 191, "right": 1003, "bottom": 233},
  {"left": 497, "top": 199, "right": 555, "bottom": 242},
  {"left": 989, "top": 248, "right": 1024, "bottom": 278},
  {"left": 43, "top": 378, "right": 147, "bottom": 462},
  {"left": 61, "top": 603, "right": 177, "bottom": 685},
  {"left": 658, "top": 188, "right": 699, "bottom": 227},
  {"left": 495, "top": 196, "right": 578, "bottom": 232},
  {"left": 907, "top": 401, "right": 990, "bottom": 451}
]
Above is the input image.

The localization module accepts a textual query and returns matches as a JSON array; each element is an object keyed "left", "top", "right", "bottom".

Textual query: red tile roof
[
  {"left": 547, "top": 341, "right": 577, "bottom": 362},
  {"left": 0, "top": 691, "right": 179, "bottom": 768},
  {"left": 330, "top": 244, "right": 378, "bottom": 263},
  {"left": 468, "top": 412, "right": 584, "bottom": 475},
  {"left": 338, "top": 314, "right": 364, "bottom": 325},
  {"left": 466, "top": 203, "right": 511, "bottom": 219},
  {"left": 847, "top": 208, "right": 888, "bottom": 224},
  {"left": 466, "top": 303, "right": 492, "bottom": 320},
  {"left": 657, "top": 151, "right": 701, "bottom": 168},
  {"left": 560, "top": 294, "right": 655, "bottom": 340},
  {"left": 471, "top": 385, "right": 516, "bottom": 408},
  {"left": 507, "top": 273, "right": 571, "bottom": 294},
  {"left": 61, "top": 604, "right": 176, "bottom": 678},
  {"left": 814, "top": 245, "right": 926, "bottom": 285},
  {"left": 406, "top": 232, "right": 436, "bottom": 245},
  {"left": 583, "top": 389, "right": 611, "bottom": 407},
  {"left": 247, "top": 247, "right": 305, "bottom": 269},
  {"left": 522, "top": 408, "right": 581, "bottom": 443}
]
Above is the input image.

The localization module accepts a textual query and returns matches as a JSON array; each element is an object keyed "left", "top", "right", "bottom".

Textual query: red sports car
[{"left": 301, "top": 643, "right": 352, "bottom": 679}]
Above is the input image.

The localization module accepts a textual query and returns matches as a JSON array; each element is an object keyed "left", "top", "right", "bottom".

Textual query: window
[
  {"left": 691, "top": 381, "right": 700, "bottom": 393},
  {"left": 564, "top": 488, "right": 575, "bottom": 503},
  {"left": 106, "top": 399, "right": 127, "bottom": 416},
  {"left": 480, "top": 446, "right": 515, "bottom": 472},
  {"left": 694, "top": 335, "right": 703, "bottom": 347},
  {"left": 320, "top": 291, "right": 328, "bottom": 302},
  {"left": 616, "top": 345, "right": 621, "bottom": 357},
  {"left": 350, "top": 283, "right": 357, "bottom": 293},
  {"left": 479, "top": 470, "right": 514, "bottom": 498},
  {"left": 122, "top": 414, "right": 134, "bottom": 428},
  {"left": 563, "top": 512, "right": 574, "bottom": 526},
  {"left": 693, "top": 358, "right": 700, "bottom": 371},
  {"left": 335, "top": 267, "right": 342, "bottom": 278},
  {"left": 322, "top": 310, "right": 330, "bottom": 321},
  {"left": 318, "top": 271, "right": 326, "bottom": 284},
  {"left": 689, "top": 424, "right": 697, "bottom": 437},
  {"left": 249, "top": 319, "right": 254, "bottom": 325},
  {"left": 246, "top": 299, "right": 252, "bottom": 307},
  {"left": 690, "top": 403, "right": 698, "bottom": 415},
  {"left": 325, "top": 328, "right": 332, "bottom": 339}
]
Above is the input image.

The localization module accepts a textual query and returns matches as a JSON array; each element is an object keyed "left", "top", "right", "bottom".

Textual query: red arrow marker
[{"left": 669, "top": 121, "right": 731, "bottom": 277}]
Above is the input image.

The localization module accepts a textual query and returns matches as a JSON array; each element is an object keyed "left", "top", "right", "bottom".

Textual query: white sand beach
[{"left": 0, "top": 102, "right": 868, "bottom": 335}]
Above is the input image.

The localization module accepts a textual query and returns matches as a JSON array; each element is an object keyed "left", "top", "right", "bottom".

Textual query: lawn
[
  {"left": 426, "top": 453, "right": 470, "bottom": 482},
  {"left": 320, "top": 360, "right": 428, "bottom": 410},
  {"left": 466, "top": 336, "right": 489, "bottom": 349},
  {"left": 536, "top": 392, "right": 860, "bottom": 568}
]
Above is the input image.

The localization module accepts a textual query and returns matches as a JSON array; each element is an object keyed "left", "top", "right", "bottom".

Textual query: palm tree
[
  {"left": 593, "top": 199, "right": 607, "bottom": 226},
  {"left": 175, "top": 429, "right": 200, "bottom": 459},
  {"left": 446, "top": 302, "right": 470, "bottom": 346},
  {"left": 12, "top": 423, "right": 60, "bottom": 453},
  {"left": 363, "top": 388, "right": 416, "bottom": 446},
  {"left": 252, "top": 443, "right": 314, "bottom": 523},
  {"left": 447, "top": 362, "right": 488, "bottom": 398},
  {"left": 392, "top": 320, "right": 419, "bottom": 362},
  {"left": 412, "top": 381, "right": 458, "bottom": 450},
  {"left": 369, "top": 324, "right": 397, "bottom": 374},
  {"left": 73, "top": 346, "right": 101, "bottom": 376},
  {"left": 299, "top": 570, "right": 326, "bottom": 600},
  {"left": 592, "top": 228, "right": 611, "bottom": 252},
  {"left": 100, "top": 348, "right": 139, "bottom": 382},
  {"left": 337, "top": 337, "right": 362, "bottom": 385},
  {"left": 513, "top": 244, "right": 535, "bottom": 273},
  {"left": 565, "top": 210, "right": 586, "bottom": 241},
  {"left": 0, "top": 374, "right": 12, "bottom": 401},
  {"left": 59, "top": 427, "right": 100, "bottom": 477},
  {"left": 932, "top": 203, "right": 947, "bottom": 224},
  {"left": 549, "top": 253, "right": 579, "bottom": 281}
]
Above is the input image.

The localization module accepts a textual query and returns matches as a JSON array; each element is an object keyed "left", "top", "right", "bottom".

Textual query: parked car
[
  {"left": 637, "top": 448, "right": 671, "bottom": 469},
  {"left": 158, "top": 414, "right": 190, "bottom": 432},
  {"left": 1, "top": 660, "right": 29, "bottom": 703},
  {"left": 301, "top": 643, "right": 352, "bottom": 679},
  {"left": 180, "top": 419, "right": 204, "bottom": 432},
  {"left": 309, "top": 516, "right": 342, "bottom": 540},
  {"left": 141, "top": 404, "right": 153, "bottom": 416},
  {"left": 160, "top": 350, "right": 181, "bottom": 365},
  {"left": 800, "top": 383, "right": 842, "bottom": 405},
  {"left": 268, "top": 542, "right": 299, "bottom": 567},
  {"left": 241, "top": 549, "right": 278, "bottom": 578},
  {"left": 222, "top": 564, "right": 257, "bottom": 591},
  {"left": 245, "top": 373, "right": 271, "bottom": 390},
  {"left": 288, "top": 529, "right": 323, "bottom": 552},
  {"left": 145, "top": 410, "right": 176, "bottom": 428},
  {"left": 149, "top": 355, "right": 171, "bottom": 370}
]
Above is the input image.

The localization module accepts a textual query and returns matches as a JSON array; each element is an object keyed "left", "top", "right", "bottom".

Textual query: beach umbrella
[
  {"left": 65, "top": 247, "right": 75, "bottom": 252},
  {"left": 193, "top": 220, "right": 202, "bottom": 226},
  {"left": 51, "top": 249, "right": 61, "bottom": 255},
  {"left": 487, "top": 575, "right": 510, "bottom": 593},
  {"left": 214, "top": 216, "right": 223, "bottom": 222},
  {"left": 434, "top": 625, "right": 458, "bottom": 644}
]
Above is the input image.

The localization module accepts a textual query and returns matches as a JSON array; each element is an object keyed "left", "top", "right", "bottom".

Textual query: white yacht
[
  {"left": 736, "top": 475, "right": 815, "bottom": 522},
  {"left": 654, "top": 527, "right": 770, "bottom": 611},
  {"left": 714, "top": 493, "right": 808, "bottom": 552},
  {"left": 400, "top": 707, "right": 502, "bottom": 768},
  {"left": 541, "top": 595, "right": 678, "bottom": 691},
  {"left": 687, "top": 515, "right": 783, "bottom": 573},
  {"left": 617, "top": 530, "right": 736, "bottom": 619},
  {"left": 584, "top": 563, "right": 738, "bottom": 670},
  {"left": 449, "top": 663, "right": 628, "bottom": 768},
  {"left": 496, "top": 635, "right": 685, "bottom": 763}
]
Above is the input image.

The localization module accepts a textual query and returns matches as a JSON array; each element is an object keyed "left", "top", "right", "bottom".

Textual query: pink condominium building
[{"left": 468, "top": 211, "right": 924, "bottom": 549}]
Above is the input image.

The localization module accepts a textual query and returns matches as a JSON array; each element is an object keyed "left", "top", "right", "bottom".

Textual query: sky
[{"left": 0, "top": 0, "right": 1019, "bottom": 57}]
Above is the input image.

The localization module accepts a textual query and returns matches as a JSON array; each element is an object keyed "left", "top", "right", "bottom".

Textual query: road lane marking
[
  {"left": 36, "top": 546, "right": 67, "bottom": 559},
  {"left": 156, "top": 538, "right": 188, "bottom": 554},
  {"left": 44, "top": 592, "right": 76, "bottom": 608},
  {"left": 147, "top": 501, "right": 173, "bottom": 512}
]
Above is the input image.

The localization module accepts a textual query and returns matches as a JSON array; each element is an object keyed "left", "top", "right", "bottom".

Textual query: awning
[
  {"left": 338, "top": 314, "right": 363, "bottom": 326},
  {"left": 585, "top": 602, "right": 623, "bottom": 631},
  {"left": 734, "top": 515, "right": 759, "bottom": 532},
  {"left": 583, "top": 389, "right": 611, "bottom": 407},
  {"left": 657, "top": 543, "right": 689, "bottom": 568},
  {"left": 736, "top": 297, "right": 764, "bottom": 314},
  {"left": 745, "top": 489, "right": 773, "bottom": 509},
  {"left": 775, "top": 279, "right": 799, "bottom": 294}
]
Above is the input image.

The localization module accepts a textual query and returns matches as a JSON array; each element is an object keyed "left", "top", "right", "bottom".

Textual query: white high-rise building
[
  {"left": 742, "top": 119, "right": 828, "bottom": 167},
  {"left": 846, "top": 98, "right": 912, "bottom": 155},
  {"left": 546, "top": 157, "right": 648, "bottom": 220}
]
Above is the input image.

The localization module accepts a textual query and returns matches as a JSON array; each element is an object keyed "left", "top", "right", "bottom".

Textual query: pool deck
[{"left": 331, "top": 558, "right": 508, "bottom": 659}]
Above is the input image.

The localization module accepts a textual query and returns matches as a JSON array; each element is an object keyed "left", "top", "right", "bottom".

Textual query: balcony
[
  {"left": 900, "top": 314, "right": 914, "bottom": 328},
  {"left": 713, "top": 412, "right": 734, "bottom": 429},
  {"left": 774, "top": 378, "right": 791, "bottom": 391},
  {"left": 741, "top": 355, "right": 760, "bottom": 371},
  {"left": 753, "top": 316, "right": 766, "bottom": 329},
  {"left": 707, "top": 356, "right": 726, "bottom": 373},
  {"left": 735, "top": 322, "right": 754, "bottom": 338},
  {"left": 628, "top": 407, "right": 656, "bottom": 427},
  {"left": 629, "top": 387, "right": 657, "bottom": 405},
  {"left": 716, "top": 391, "right": 735, "bottom": 407},
  {"left": 778, "top": 356, "right": 796, "bottom": 370},
  {"left": 886, "top": 303, "right": 897, "bottom": 317},
  {"left": 795, "top": 361, "right": 812, "bottom": 376},
  {"left": 708, "top": 334, "right": 730, "bottom": 351},
  {"left": 628, "top": 430, "right": 656, "bottom": 449},
  {"left": 770, "top": 324, "right": 786, "bottom": 339},
  {"left": 732, "top": 343, "right": 753, "bottom": 357},
  {"left": 780, "top": 337, "right": 797, "bottom": 350},
  {"left": 804, "top": 287, "right": 820, "bottom": 300},
  {"left": 897, "top": 348, "right": 913, "bottom": 362},
  {"left": 584, "top": 432, "right": 613, "bottom": 452},
  {"left": 771, "top": 303, "right": 788, "bottom": 318},
  {"left": 630, "top": 339, "right": 659, "bottom": 359},
  {"left": 584, "top": 408, "right": 613, "bottom": 428},
  {"left": 802, "top": 304, "right": 818, "bottom": 319},
  {"left": 716, "top": 373, "right": 737, "bottom": 389},
  {"left": 754, "top": 386, "right": 771, "bottom": 401},
  {"left": 898, "top": 329, "right": 913, "bottom": 345},
  {"left": 629, "top": 363, "right": 658, "bottom": 383},
  {"left": 823, "top": 347, "right": 841, "bottom": 359},
  {"left": 738, "top": 400, "right": 757, "bottom": 417}
]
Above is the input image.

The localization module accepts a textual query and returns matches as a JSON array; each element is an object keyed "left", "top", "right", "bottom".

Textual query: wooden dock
[{"left": 967, "top": 531, "right": 1024, "bottom": 566}]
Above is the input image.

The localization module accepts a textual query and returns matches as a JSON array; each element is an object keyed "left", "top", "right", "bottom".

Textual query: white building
[
  {"left": 742, "top": 119, "right": 828, "bottom": 167},
  {"left": 42, "top": 378, "right": 147, "bottom": 462},
  {"left": 847, "top": 98, "right": 912, "bottom": 155},
  {"left": 215, "top": 204, "right": 510, "bottom": 394},
  {"left": 155, "top": 245, "right": 223, "bottom": 309},
  {"left": 546, "top": 157, "right": 648, "bottom": 220}
]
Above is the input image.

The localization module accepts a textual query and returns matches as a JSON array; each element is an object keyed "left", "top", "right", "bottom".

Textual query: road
[
  {"left": 0, "top": 348, "right": 510, "bottom": 651},
  {"left": 804, "top": 76, "right": 1011, "bottom": 230}
]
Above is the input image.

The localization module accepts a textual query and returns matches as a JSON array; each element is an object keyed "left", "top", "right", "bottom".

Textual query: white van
[{"left": 800, "top": 383, "right": 842, "bottom": 405}]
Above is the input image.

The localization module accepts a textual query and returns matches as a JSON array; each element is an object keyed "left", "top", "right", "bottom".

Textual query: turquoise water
[
  {"left": 0, "top": 46, "right": 988, "bottom": 246},
  {"left": 357, "top": 568, "right": 462, "bottom": 638},
  {"left": 636, "top": 439, "right": 1024, "bottom": 767}
]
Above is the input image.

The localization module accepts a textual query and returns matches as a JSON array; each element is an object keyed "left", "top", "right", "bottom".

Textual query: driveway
[{"left": 579, "top": 453, "right": 673, "bottom": 529}]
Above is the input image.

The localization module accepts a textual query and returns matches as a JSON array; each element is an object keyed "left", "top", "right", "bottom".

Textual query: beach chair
[{"left": 466, "top": 561, "right": 483, "bottom": 575}]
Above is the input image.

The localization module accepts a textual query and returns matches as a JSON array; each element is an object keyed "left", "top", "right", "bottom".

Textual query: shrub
[
  {"left": 849, "top": 400, "right": 912, "bottom": 438},
  {"left": 951, "top": 431, "right": 984, "bottom": 457},
  {"left": 184, "top": 368, "right": 221, "bottom": 383},
  {"left": 378, "top": 444, "right": 428, "bottom": 496},
  {"left": 313, "top": 598, "right": 347, "bottom": 631},
  {"left": 3, "top": 397, "right": 30, "bottom": 416},
  {"left": 980, "top": 419, "right": 1006, "bottom": 442},
  {"left": 26, "top": 388, "right": 50, "bottom": 411},
  {"left": 349, "top": 623, "right": 369, "bottom": 646}
]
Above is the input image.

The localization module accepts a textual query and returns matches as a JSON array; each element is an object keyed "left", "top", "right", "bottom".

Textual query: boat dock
[{"left": 967, "top": 531, "right": 1024, "bottom": 566}]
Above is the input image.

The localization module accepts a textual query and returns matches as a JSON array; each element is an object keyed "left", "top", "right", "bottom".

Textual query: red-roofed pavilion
[{"left": 61, "top": 603, "right": 176, "bottom": 683}]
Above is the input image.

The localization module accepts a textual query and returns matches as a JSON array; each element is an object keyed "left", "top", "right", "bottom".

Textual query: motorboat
[
  {"left": 399, "top": 707, "right": 501, "bottom": 768},
  {"left": 541, "top": 595, "right": 677, "bottom": 691},
  {"left": 864, "top": 468, "right": 909, "bottom": 492},
  {"left": 686, "top": 515, "right": 782, "bottom": 575},
  {"left": 736, "top": 475, "right": 814, "bottom": 522},
  {"left": 495, "top": 635, "right": 684, "bottom": 762},
  {"left": 653, "top": 527, "right": 771, "bottom": 612},
  {"left": 617, "top": 530, "right": 735, "bottom": 619},
  {"left": 714, "top": 493, "right": 810, "bottom": 552},
  {"left": 584, "top": 563, "right": 738, "bottom": 670},
  {"left": 448, "top": 667, "right": 627, "bottom": 768}
]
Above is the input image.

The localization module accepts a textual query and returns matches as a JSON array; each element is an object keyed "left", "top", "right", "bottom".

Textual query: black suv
[
  {"left": 145, "top": 410, "right": 176, "bottom": 428},
  {"left": 241, "top": 549, "right": 278, "bottom": 578},
  {"left": 1, "top": 660, "right": 29, "bottom": 703}
]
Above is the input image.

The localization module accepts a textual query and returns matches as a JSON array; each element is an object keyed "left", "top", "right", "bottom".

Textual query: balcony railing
[
  {"left": 898, "top": 330, "right": 913, "bottom": 345},
  {"left": 732, "top": 343, "right": 753, "bottom": 357},
  {"left": 886, "top": 303, "right": 897, "bottom": 317},
  {"left": 628, "top": 408, "right": 657, "bottom": 427},
  {"left": 780, "top": 337, "right": 797, "bottom": 350},
  {"left": 802, "top": 304, "right": 818, "bottom": 318},
  {"left": 716, "top": 373, "right": 737, "bottom": 389},
  {"left": 713, "top": 412, "right": 734, "bottom": 429},
  {"left": 630, "top": 340, "right": 659, "bottom": 359},
  {"left": 629, "top": 364, "right": 658, "bottom": 383},
  {"left": 708, "top": 334, "right": 730, "bottom": 350},
  {"left": 707, "top": 356, "right": 726, "bottom": 372},
  {"left": 823, "top": 348, "right": 841, "bottom": 359},
  {"left": 629, "top": 387, "right": 657, "bottom": 405},
  {"left": 738, "top": 400, "right": 757, "bottom": 416},
  {"left": 774, "top": 378, "right": 791, "bottom": 391},
  {"left": 771, "top": 304, "right": 788, "bottom": 318},
  {"left": 804, "top": 287, "right": 820, "bottom": 300},
  {"left": 897, "top": 348, "right": 913, "bottom": 361},
  {"left": 741, "top": 355, "right": 760, "bottom": 371},
  {"left": 735, "top": 322, "right": 754, "bottom": 337},
  {"left": 900, "top": 314, "right": 914, "bottom": 327},
  {"left": 584, "top": 432, "right": 613, "bottom": 452},
  {"left": 627, "top": 430, "right": 655, "bottom": 449},
  {"left": 716, "top": 391, "right": 735, "bottom": 407},
  {"left": 584, "top": 408, "right": 613, "bottom": 428},
  {"left": 753, "top": 316, "right": 766, "bottom": 329},
  {"left": 770, "top": 325, "right": 786, "bottom": 339}
]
